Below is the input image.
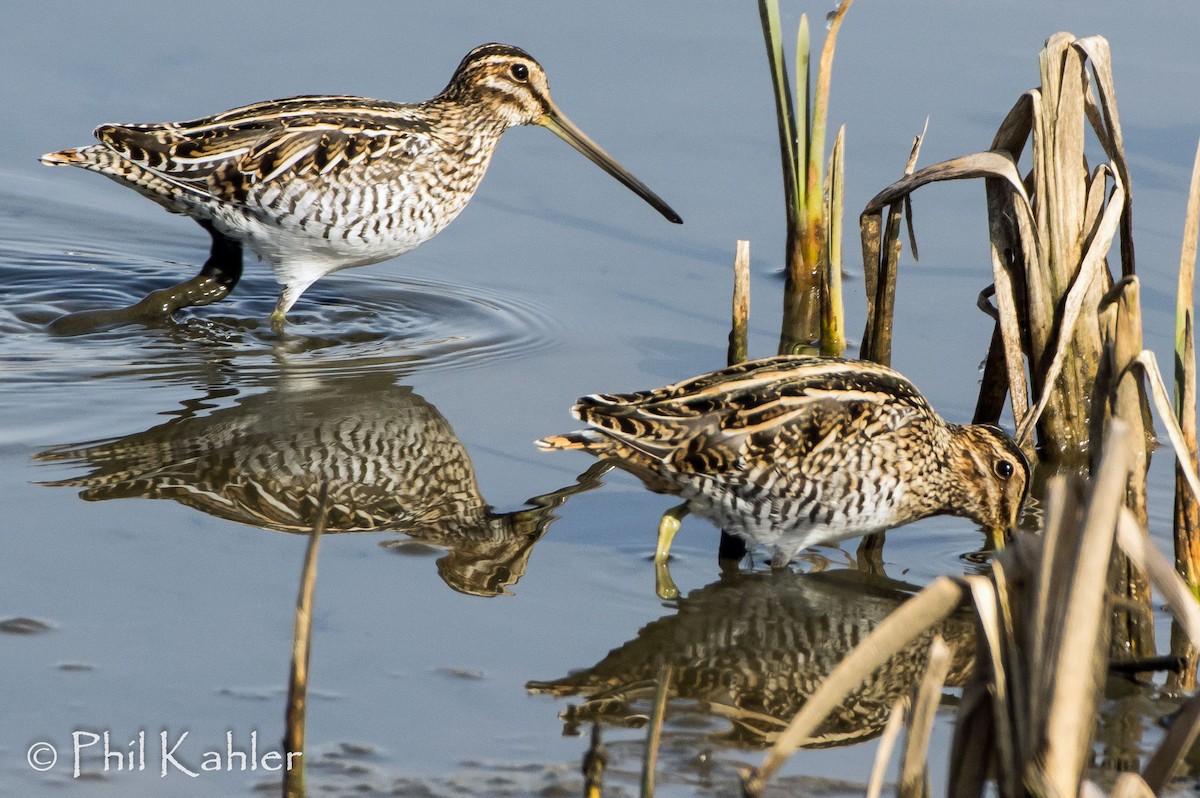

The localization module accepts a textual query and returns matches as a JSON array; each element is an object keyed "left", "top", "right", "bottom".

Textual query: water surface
[{"left": 4, "top": 2, "right": 1200, "bottom": 795}]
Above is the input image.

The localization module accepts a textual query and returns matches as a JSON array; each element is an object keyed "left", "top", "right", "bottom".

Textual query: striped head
[
  {"left": 945, "top": 424, "right": 1031, "bottom": 533},
  {"left": 444, "top": 44, "right": 555, "bottom": 127},
  {"left": 441, "top": 43, "right": 681, "bottom": 223}
]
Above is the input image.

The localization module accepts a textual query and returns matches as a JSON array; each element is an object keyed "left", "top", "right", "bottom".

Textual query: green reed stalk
[
  {"left": 822, "top": 125, "right": 846, "bottom": 356},
  {"left": 758, "top": 0, "right": 850, "bottom": 356}
]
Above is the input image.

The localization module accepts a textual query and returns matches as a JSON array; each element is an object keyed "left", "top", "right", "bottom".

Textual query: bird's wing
[{"left": 92, "top": 96, "right": 437, "bottom": 203}]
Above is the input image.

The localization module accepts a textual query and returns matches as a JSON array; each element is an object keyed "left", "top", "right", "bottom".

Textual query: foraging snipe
[
  {"left": 41, "top": 43, "right": 681, "bottom": 325},
  {"left": 539, "top": 355, "right": 1029, "bottom": 587}
]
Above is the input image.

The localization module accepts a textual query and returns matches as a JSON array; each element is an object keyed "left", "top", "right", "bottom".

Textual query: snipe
[
  {"left": 539, "top": 355, "right": 1030, "bottom": 597},
  {"left": 41, "top": 43, "right": 680, "bottom": 326}
]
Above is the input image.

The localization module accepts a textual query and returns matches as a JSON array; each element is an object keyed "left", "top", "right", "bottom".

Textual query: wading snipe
[
  {"left": 41, "top": 43, "right": 681, "bottom": 326},
  {"left": 539, "top": 355, "right": 1029, "bottom": 596}
]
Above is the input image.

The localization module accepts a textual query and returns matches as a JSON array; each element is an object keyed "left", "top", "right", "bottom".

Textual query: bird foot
[
  {"left": 652, "top": 503, "right": 689, "bottom": 600},
  {"left": 654, "top": 561, "right": 680, "bottom": 601},
  {"left": 47, "top": 274, "right": 234, "bottom": 335}
]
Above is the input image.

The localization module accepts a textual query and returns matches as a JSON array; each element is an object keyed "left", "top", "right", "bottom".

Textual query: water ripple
[{"left": 0, "top": 194, "right": 560, "bottom": 387}]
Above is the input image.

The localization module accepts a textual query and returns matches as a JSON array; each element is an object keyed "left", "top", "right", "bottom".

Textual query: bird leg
[
  {"left": 270, "top": 276, "right": 321, "bottom": 331},
  {"left": 855, "top": 532, "right": 887, "bottom": 575},
  {"left": 654, "top": 502, "right": 689, "bottom": 600},
  {"left": 718, "top": 530, "right": 748, "bottom": 570},
  {"left": 48, "top": 221, "right": 243, "bottom": 334},
  {"left": 129, "top": 222, "right": 243, "bottom": 314}
]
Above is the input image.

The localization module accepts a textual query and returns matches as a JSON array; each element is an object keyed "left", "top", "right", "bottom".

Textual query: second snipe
[
  {"left": 540, "top": 355, "right": 1031, "bottom": 597},
  {"left": 42, "top": 43, "right": 681, "bottom": 326}
]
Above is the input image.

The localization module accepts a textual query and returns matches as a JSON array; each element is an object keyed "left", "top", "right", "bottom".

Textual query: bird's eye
[
  {"left": 510, "top": 63, "right": 529, "bottom": 82},
  {"left": 994, "top": 459, "right": 1015, "bottom": 479}
]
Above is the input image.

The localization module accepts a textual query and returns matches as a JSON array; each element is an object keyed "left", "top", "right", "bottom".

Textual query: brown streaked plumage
[
  {"left": 41, "top": 43, "right": 681, "bottom": 326},
  {"left": 37, "top": 374, "right": 607, "bottom": 597},
  {"left": 528, "top": 568, "right": 976, "bottom": 747},
  {"left": 539, "top": 355, "right": 1029, "bottom": 590}
]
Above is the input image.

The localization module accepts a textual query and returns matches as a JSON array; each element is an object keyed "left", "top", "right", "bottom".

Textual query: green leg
[
  {"left": 48, "top": 221, "right": 242, "bottom": 335},
  {"left": 654, "top": 503, "right": 689, "bottom": 600},
  {"left": 272, "top": 275, "right": 323, "bottom": 332},
  {"left": 270, "top": 304, "right": 288, "bottom": 331}
]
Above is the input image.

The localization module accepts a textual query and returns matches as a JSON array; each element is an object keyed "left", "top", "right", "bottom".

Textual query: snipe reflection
[
  {"left": 528, "top": 568, "right": 974, "bottom": 747},
  {"left": 37, "top": 371, "right": 603, "bottom": 596}
]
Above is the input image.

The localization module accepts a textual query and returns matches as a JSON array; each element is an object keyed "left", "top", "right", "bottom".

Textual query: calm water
[{"left": 3, "top": 2, "right": 1200, "bottom": 795}]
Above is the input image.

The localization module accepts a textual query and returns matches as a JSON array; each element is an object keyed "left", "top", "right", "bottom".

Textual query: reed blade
[
  {"left": 1175, "top": 139, "right": 1200, "bottom": 596},
  {"left": 283, "top": 482, "right": 329, "bottom": 798},
  {"left": 821, "top": 125, "right": 846, "bottom": 357}
]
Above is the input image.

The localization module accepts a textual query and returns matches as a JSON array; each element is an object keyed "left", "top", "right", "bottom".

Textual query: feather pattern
[
  {"left": 41, "top": 43, "right": 680, "bottom": 321},
  {"left": 37, "top": 376, "right": 602, "bottom": 597},
  {"left": 540, "top": 355, "right": 1030, "bottom": 565}
]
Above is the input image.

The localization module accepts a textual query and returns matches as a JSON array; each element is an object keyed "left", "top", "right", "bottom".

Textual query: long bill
[{"left": 537, "top": 102, "right": 682, "bottom": 224}]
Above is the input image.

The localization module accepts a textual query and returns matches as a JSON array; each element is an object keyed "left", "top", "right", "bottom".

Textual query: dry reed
[
  {"left": 741, "top": 29, "right": 1200, "bottom": 794},
  {"left": 282, "top": 482, "right": 329, "bottom": 798}
]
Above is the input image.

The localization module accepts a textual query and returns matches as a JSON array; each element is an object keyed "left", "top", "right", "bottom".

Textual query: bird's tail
[
  {"left": 38, "top": 144, "right": 198, "bottom": 215},
  {"left": 40, "top": 145, "right": 144, "bottom": 179},
  {"left": 535, "top": 429, "right": 604, "bottom": 451},
  {"left": 40, "top": 147, "right": 91, "bottom": 166}
]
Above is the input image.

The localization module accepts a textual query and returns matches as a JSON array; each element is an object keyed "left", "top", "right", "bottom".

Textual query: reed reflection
[
  {"left": 38, "top": 371, "right": 602, "bottom": 596},
  {"left": 528, "top": 568, "right": 974, "bottom": 747}
]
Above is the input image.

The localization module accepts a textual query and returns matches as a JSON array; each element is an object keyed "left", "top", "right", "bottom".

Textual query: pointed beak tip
[{"left": 538, "top": 109, "right": 682, "bottom": 226}]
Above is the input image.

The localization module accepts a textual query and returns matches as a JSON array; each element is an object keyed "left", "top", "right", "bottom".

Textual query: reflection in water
[
  {"left": 528, "top": 568, "right": 974, "bottom": 747},
  {"left": 37, "top": 371, "right": 602, "bottom": 596}
]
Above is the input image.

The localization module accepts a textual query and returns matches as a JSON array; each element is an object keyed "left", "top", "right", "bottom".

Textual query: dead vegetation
[{"left": 736, "top": 24, "right": 1200, "bottom": 798}]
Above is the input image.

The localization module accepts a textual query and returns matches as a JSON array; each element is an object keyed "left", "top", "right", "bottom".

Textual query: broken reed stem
[
  {"left": 1115, "top": 508, "right": 1200, "bottom": 789},
  {"left": 860, "top": 128, "right": 925, "bottom": 367},
  {"left": 1026, "top": 33, "right": 1109, "bottom": 457},
  {"left": 640, "top": 662, "right": 673, "bottom": 798},
  {"left": 1175, "top": 139, "right": 1200, "bottom": 597},
  {"left": 973, "top": 303, "right": 1010, "bottom": 425},
  {"left": 898, "top": 636, "right": 952, "bottom": 798},
  {"left": 964, "top": 575, "right": 1020, "bottom": 798},
  {"left": 1170, "top": 139, "right": 1200, "bottom": 692},
  {"left": 866, "top": 698, "right": 907, "bottom": 798},
  {"left": 945, "top": 679, "right": 994, "bottom": 796},
  {"left": 721, "top": 240, "right": 755, "bottom": 565},
  {"left": 1098, "top": 278, "right": 1156, "bottom": 665},
  {"left": 282, "top": 482, "right": 330, "bottom": 798},
  {"left": 729, "top": 240, "right": 751, "bottom": 367},
  {"left": 1115, "top": 509, "right": 1200, "bottom": 652},
  {"left": 1038, "top": 422, "right": 1132, "bottom": 794}
]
